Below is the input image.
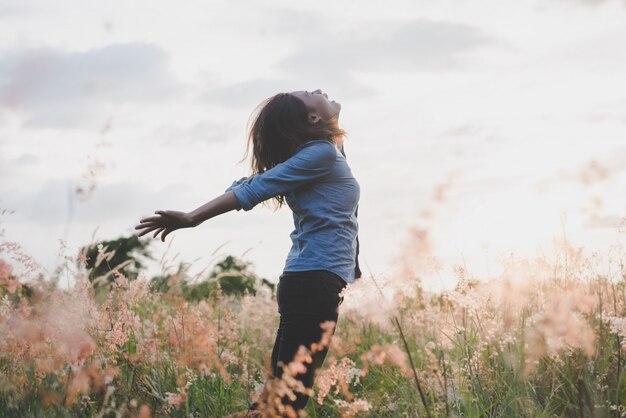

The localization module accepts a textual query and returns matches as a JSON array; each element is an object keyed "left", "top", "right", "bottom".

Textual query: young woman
[{"left": 134, "top": 89, "right": 362, "bottom": 415}]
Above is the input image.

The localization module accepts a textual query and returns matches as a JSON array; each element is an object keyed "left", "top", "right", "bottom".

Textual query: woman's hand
[
  {"left": 136, "top": 192, "right": 241, "bottom": 241},
  {"left": 134, "top": 210, "right": 198, "bottom": 242}
]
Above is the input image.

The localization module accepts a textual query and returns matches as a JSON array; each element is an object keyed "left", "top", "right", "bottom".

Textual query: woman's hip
[{"left": 277, "top": 269, "right": 346, "bottom": 315}]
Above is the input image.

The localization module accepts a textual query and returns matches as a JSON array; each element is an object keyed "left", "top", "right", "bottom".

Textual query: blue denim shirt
[{"left": 225, "top": 139, "right": 360, "bottom": 284}]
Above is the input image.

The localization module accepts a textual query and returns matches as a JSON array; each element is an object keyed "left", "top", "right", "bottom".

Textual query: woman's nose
[{"left": 313, "top": 89, "right": 328, "bottom": 98}]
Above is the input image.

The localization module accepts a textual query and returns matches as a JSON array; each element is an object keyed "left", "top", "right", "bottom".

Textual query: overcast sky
[{"left": 1, "top": 0, "right": 625, "bottom": 291}]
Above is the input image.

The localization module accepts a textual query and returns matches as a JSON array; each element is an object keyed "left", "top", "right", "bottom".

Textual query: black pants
[{"left": 266, "top": 269, "right": 347, "bottom": 413}]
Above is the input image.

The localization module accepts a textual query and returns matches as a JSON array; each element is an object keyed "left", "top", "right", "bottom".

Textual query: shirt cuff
[
  {"left": 231, "top": 184, "right": 255, "bottom": 211},
  {"left": 225, "top": 176, "right": 248, "bottom": 193}
]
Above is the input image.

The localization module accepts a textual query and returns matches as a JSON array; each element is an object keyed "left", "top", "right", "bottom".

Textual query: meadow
[{"left": 1, "top": 222, "right": 625, "bottom": 418}]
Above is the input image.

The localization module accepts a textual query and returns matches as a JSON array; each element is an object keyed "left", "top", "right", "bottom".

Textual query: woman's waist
[
  {"left": 291, "top": 213, "right": 358, "bottom": 233},
  {"left": 286, "top": 239, "right": 357, "bottom": 268},
  {"left": 281, "top": 268, "right": 348, "bottom": 289},
  {"left": 289, "top": 225, "right": 358, "bottom": 245}
]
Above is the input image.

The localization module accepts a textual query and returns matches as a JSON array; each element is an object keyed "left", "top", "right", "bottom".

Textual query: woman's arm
[
  {"left": 229, "top": 140, "right": 336, "bottom": 211},
  {"left": 188, "top": 191, "right": 241, "bottom": 225},
  {"left": 134, "top": 191, "right": 241, "bottom": 241},
  {"left": 136, "top": 140, "right": 335, "bottom": 241}
]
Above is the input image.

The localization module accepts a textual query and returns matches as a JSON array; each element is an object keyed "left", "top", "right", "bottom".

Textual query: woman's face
[{"left": 290, "top": 89, "right": 341, "bottom": 124}]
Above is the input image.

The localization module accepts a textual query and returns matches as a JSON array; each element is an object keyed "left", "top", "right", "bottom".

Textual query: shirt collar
[{"left": 296, "top": 139, "right": 334, "bottom": 152}]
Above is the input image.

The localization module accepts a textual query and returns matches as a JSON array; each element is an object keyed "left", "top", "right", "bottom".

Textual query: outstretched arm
[
  {"left": 134, "top": 191, "right": 241, "bottom": 242},
  {"left": 136, "top": 140, "right": 336, "bottom": 241}
]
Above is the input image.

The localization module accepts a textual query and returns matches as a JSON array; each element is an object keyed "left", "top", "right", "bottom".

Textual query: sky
[{"left": 1, "top": 0, "right": 625, "bottom": 292}]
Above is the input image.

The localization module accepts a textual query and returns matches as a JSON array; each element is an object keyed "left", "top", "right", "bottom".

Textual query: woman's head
[
  {"left": 289, "top": 89, "right": 342, "bottom": 124},
  {"left": 240, "top": 89, "right": 347, "bottom": 209}
]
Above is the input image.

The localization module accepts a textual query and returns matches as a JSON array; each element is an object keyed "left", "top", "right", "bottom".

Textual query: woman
[{"left": 134, "top": 89, "right": 361, "bottom": 416}]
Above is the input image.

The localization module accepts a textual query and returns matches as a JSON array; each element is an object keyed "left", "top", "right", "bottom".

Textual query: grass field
[{"left": 1, "top": 232, "right": 625, "bottom": 417}]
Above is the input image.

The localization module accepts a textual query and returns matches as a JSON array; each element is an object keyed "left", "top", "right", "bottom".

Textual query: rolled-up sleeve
[
  {"left": 229, "top": 141, "right": 337, "bottom": 211},
  {"left": 225, "top": 176, "right": 250, "bottom": 193}
]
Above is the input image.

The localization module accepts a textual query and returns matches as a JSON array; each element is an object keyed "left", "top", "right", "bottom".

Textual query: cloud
[
  {"left": 151, "top": 119, "right": 237, "bottom": 146},
  {"left": 5, "top": 178, "right": 192, "bottom": 226},
  {"left": 0, "top": 42, "right": 184, "bottom": 129},
  {"left": 441, "top": 124, "right": 487, "bottom": 138},
  {"left": 252, "top": 6, "right": 327, "bottom": 42},
  {"left": 0, "top": 1, "right": 27, "bottom": 16},
  {"left": 275, "top": 18, "right": 500, "bottom": 75},
  {"left": 551, "top": 0, "right": 626, "bottom": 7},
  {"left": 0, "top": 151, "right": 41, "bottom": 180},
  {"left": 199, "top": 16, "right": 498, "bottom": 108},
  {"left": 198, "top": 77, "right": 292, "bottom": 109},
  {"left": 12, "top": 152, "right": 40, "bottom": 165},
  {"left": 199, "top": 75, "right": 378, "bottom": 109},
  {"left": 199, "top": 9, "right": 406, "bottom": 108}
]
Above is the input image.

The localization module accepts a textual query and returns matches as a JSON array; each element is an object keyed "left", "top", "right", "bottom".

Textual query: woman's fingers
[
  {"left": 136, "top": 225, "right": 161, "bottom": 237},
  {"left": 135, "top": 210, "right": 188, "bottom": 241},
  {"left": 137, "top": 211, "right": 179, "bottom": 226},
  {"left": 139, "top": 215, "right": 164, "bottom": 223},
  {"left": 136, "top": 214, "right": 173, "bottom": 230},
  {"left": 136, "top": 221, "right": 163, "bottom": 230},
  {"left": 154, "top": 210, "right": 178, "bottom": 218},
  {"left": 161, "top": 228, "right": 172, "bottom": 241},
  {"left": 135, "top": 222, "right": 174, "bottom": 241},
  {"left": 135, "top": 221, "right": 158, "bottom": 230}
]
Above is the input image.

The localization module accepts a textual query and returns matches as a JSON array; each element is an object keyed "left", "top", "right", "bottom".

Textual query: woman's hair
[{"left": 237, "top": 92, "right": 347, "bottom": 211}]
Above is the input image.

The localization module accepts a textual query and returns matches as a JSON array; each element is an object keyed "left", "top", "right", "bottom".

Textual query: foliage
[
  {"left": 151, "top": 255, "right": 274, "bottom": 301},
  {"left": 79, "top": 234, "right": 153, "bottom": 288}
]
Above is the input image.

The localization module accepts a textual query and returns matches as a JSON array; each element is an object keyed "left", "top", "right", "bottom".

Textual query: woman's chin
[{"left": 332, "top": 104, "right": 341, "bottom": 118}]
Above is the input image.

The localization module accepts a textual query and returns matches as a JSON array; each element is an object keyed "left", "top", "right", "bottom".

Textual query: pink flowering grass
[{"left": 1, "top": 225, "right": 626, "bottom": 416}]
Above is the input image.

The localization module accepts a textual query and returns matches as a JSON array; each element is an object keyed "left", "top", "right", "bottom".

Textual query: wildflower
[
  {"left": 606, "top": 316, "right": 626, "bottom": 350},
  {"left": 0, "top": 258, "right": 20, "bottom": 293},
  {"left": 334, "top": 398, "right": 372, "bottom": 417},
  {"left": 164, "top": 390, "right": 186, "bottom": 410},
  {"left": 310, "top": 320, "right": 336, "bottom": 353},
  {"left": 359, "top": 343, "right": 410, "bottom": 377},
  {"left": 137, "top": 405, "right": 151, "bottom": 418},
  {"left": 65, "top": 362, "right": 118, "bottom": 407},
  {"left": 0, "top": 258, "right": 12, "bottom": 279},
  {"left": 316, "top": 356, "right": 358, "bottom": 404},
  {"left": 253, "top": 344, "right": 317, "bottom": 417}
]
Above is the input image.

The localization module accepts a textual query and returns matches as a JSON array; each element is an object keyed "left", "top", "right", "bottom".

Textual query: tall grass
[{"left": 1, "top": 229, "right": 625, "bottom": 417}]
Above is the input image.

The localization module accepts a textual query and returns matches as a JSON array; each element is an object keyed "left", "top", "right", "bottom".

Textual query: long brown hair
[{"left": 237, "top": 92, "right": 347, "bottom": 211}]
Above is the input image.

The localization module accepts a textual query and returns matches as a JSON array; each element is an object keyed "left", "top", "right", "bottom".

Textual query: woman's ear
[{"left": 307, "top": 112, "right": 322, "bottom": 124}]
